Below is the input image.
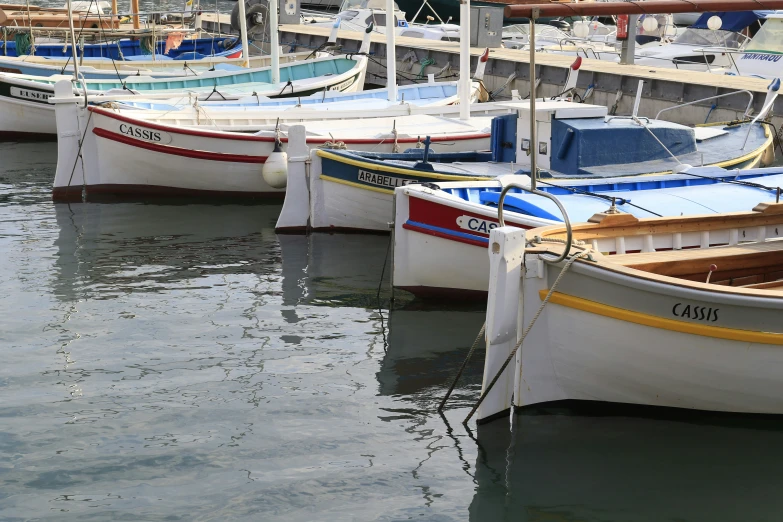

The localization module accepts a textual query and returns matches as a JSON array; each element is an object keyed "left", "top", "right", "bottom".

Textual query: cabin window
[
  {"left": 745, "top": 20, "right": 783, "bottom": 53},
  {"left": 674, "top": 28, "right": 746, "bottom": 49},
  {"left": 366, "top": 13, "right": 399, "bottom": 27},
  {"left": 672, "top": 54, "right": 716, "bottom": 65},
  {"left": 337, "top": 10, "right": 358, "bottom": 21}
]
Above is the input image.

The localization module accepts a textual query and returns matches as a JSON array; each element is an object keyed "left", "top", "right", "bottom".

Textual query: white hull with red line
[
  {"left": 392, "top": 163, "right": 783, "bottom": 300},
  {"left": 51, "top": 82, "right": 531, "bottom": 201}
]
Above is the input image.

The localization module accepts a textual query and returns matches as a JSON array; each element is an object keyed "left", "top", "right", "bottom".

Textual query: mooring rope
[
  {"left": 65, "top": 109, "right": 95, "bottom": 200},
  {"left": 438, "top": 322, "right": 486, "bottom": 412},
  {"left": 462, "top": 248, "right": 592, "bottom": 426}
]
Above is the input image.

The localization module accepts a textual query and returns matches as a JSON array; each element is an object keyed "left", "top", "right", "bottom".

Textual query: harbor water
[{"left": 5, "top": 141, "right": 783, "bottom": 520}]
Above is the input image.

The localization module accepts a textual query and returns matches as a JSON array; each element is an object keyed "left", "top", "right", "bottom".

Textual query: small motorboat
[
  {"left": 635, "top": 11, "right": 769, "bottom": 72},
  {"left": 730, "top": 13, "right": 783, "bottom": 77},
  {"left": 476, "top": 199, "right": 783, "bottom": 424}
]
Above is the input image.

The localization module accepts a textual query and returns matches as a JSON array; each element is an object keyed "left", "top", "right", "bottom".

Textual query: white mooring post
[
  {"left": 275, "top": 125, "right": 311, "bottom": 232},
  {"left": 476, "top": 226, "right": 527, "bottom": 424},
  {"left": 52, "top": 80, "right": 85, "bottom": 200},
  {"left": 386, "top": 0, "right": 398, "bottom": 103},
  {"left": 458, "top": 0, "right": 470, "bottom": 119},
  {"left": 270, "top": 0, "right": 280, "bottom": 85},
  {"left": 238, "top": 0, "right": 250, "bottom": 67}
]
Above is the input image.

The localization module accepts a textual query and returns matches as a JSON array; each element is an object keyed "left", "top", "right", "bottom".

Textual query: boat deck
[{"left": 612, "top": 238, "right": 783, "bottom": 290}]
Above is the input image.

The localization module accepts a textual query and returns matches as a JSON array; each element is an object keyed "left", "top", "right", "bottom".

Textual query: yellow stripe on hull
[
  {"left": 539, "top": 290, "right": 783, "bottom": 345},
  {"left": 320, "top": 174, "right": 395, "bottom": 194},
  {"left": 316, "top": 150, "right": 492, "bottom": 181}
]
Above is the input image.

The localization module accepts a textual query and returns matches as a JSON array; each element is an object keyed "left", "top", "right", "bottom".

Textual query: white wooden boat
[
  {"left": 391, "top": 164, "right": 783, "bottom": 299},
  {"left": 476, "top": 201, "right": 783, "bottom": 424},
  {"left": 51, "top": 80, "right": 521, "bottom": 201},
  {"left": 276, "top": 98, "right": 774, "bottom": 235},
  {"left": 635, "top": 11, "right": 764, "bottom": 72},
  {"left": 0, "top": 51, "right": 368, "bottom": 139},
  {"left": 0, "top": 50, "right": 315, "bottom": 79}
]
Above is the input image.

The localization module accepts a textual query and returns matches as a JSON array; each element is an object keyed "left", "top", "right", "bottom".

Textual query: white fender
[
  {"left": 563, "top": 56, "right": 582, "bottom": 95},
  {"left": 359, "top": 22, "right": 373, "bottom": 54},
  {"left": 474, "top": 48, "right": 489, "bottom": 81},
  {"left": 262, "top": 141, "right": 288, "bottom": 189},
  {"left": 328, "top": 19, "right": 340, "bottom": 44}
]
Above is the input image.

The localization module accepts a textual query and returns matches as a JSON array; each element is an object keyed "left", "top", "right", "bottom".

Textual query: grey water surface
[{"left": 3, "top": 141, "right": 783, "bottom": 521}]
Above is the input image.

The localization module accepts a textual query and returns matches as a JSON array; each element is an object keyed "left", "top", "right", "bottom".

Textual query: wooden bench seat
[{"left": 608, "top": 239, "right": 783, "bottom": 285}]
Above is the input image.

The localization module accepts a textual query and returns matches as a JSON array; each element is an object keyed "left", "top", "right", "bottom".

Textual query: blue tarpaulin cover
[{"left": 691, "top": 11, "right": 772, "bottom": 32}]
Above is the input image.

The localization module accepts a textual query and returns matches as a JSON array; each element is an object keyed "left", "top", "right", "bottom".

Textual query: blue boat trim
[{"left": 404, "top": 220, "right": 489, "bottom": 244}]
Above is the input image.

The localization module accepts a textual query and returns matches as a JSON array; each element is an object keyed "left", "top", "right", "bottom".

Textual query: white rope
[
  {"left": 633, "top": 115, "right": 682, "bottom": 165},
  {"left": 463, "top": 247, "right": 592, "bottom": 425}
]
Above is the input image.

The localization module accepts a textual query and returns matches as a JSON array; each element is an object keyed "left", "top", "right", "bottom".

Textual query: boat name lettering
[
  {"left": 456, "top": 215, "right": 497, "bottom": 234},
  {"left": 357, "top": 169, "right": 416, "bottom": 188},
  {"left": 741, "top": 53, "right": 783, "bottom": 62},
  {"left": 672, "top": 303, "right": 719, "bottom": 322},
  {"left": 329, "top": 77, "right": 355, "bottom": 91},
  {"left": 10, "top": 87, "right": 53, "bottom": 102},
  {"left": 117, "top": 123, "right": 172, "bottom": 144}
]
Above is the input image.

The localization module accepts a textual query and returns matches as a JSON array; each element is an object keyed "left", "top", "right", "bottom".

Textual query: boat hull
[
  {"left": 307, "top": 150, "right": 493, "bottom": 232},
  {"left": 0, "top": 55, "right": 367, "bottom": 139},
  {"left": 392, "top": 163, "right": 778, "bottom": 300},
  {"left": 0, "top": 92, "right": 57, "bottom": 138},
  {"left": 53, "top": 105, "right": 493, "bottom": 201},
  {"left": 516, "top": 260, "right": 783, "bottom": 414}
]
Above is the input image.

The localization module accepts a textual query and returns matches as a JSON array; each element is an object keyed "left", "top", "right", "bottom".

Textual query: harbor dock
[{"left": 280, "top": 24, "right": 781, "bottom": 129}]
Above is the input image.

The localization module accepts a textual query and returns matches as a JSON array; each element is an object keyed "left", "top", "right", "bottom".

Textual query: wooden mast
[
  {"left": 497, "top": 0, "right": 783, "bottom": 19},
  {"left": 131, "top": 0, "right": 139, "bottom": 29}
]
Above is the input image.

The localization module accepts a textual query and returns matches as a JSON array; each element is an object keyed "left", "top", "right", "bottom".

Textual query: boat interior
[{"left": 531, "top": 202, "right": 783, "bottom": 291}]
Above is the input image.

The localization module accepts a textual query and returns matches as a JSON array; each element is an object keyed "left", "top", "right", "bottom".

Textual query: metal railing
[
  {"left": 496, "top": 181, "right": 574, "bottom": 264},
  {"left": 655, "top": 90, "right": 755, "bottom": 121}
]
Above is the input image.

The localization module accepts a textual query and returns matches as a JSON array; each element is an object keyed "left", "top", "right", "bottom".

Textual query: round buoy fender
[{"left": 262, "top": 140, "right": 288, "bottom": 189}]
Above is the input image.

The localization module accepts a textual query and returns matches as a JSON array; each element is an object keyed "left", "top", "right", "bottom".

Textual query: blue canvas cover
[
  {"left": 691, "top": 11, "right": 772, "bottom": 32},
  {"left": 549, "top": 118, "right": 697, "bottom": 175}
]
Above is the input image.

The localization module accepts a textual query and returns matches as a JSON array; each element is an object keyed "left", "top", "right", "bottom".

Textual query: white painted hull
[
  {"left": 2, "top": 50, "right": 315, "bottom": 75},
  {"left": 528, "top": 302, "right": 783, "bottom": 412},
  {"left": 477, "top": 210, "right": 783, "bottom": 424},
  {"left": 304, "top": 146, "right": 495, "bottom": 233},
  {"left": 517, "top": 261, "right": 783, "bottom": 414},
  {"left": 0, "top": 94, "right": 57, "bottom": 138},
  {"left": 314, "top": 176, "right": 394, "bottom": 231},
  {"left": 392, "top": 183, "right": 547, "bottom": 298},
  {"left": 53, "top": 95, "right": 497, "bottom": 201},
  {"left": 0, "top": 55, "right": 368, "bottom": 137}
]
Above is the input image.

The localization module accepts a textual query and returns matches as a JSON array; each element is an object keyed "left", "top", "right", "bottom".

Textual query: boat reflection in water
[
  {"left": 279, "top": 233, "right": 392, "bottom": 309},
  {"left": 279, "top": 231, "right": 486, "bottom": 399},
  {"left": 380, "top": 308, "right": 484, "bottom": 400},
  {"left": 53, "top": 202, "right": 284, "bottom": 302},
  {"left": 471, "top": 408, "right": 783, "bottom": 521}
]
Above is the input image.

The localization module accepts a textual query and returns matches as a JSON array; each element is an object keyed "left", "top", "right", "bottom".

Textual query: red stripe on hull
[
  {"left": 406, "top": 194, "right": 532, "bottom": 243},
  {"left": 52, "top": 183, "right": 284, "bottom": 202},
  {"left": 93, "top": 127, "right": 269, "bottom": 163},
  {"left": 402, "top": 222, "right": 488, "bottom": 248},
  {"left": 89, "top": 107, "right": 490, "bottom": 145}
]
